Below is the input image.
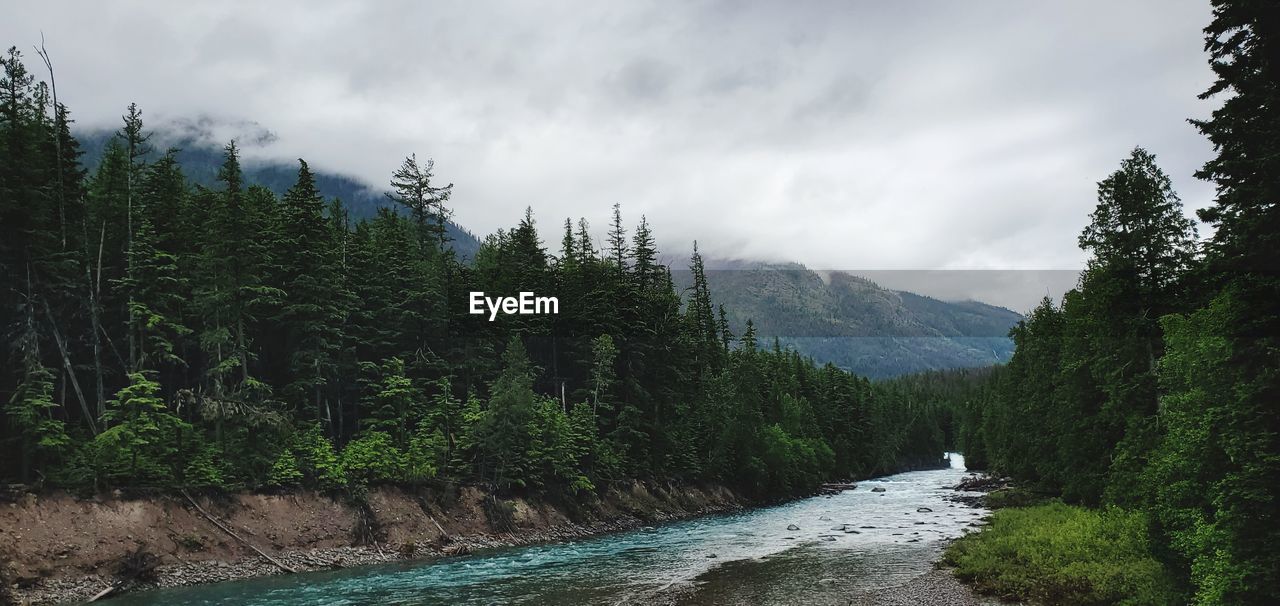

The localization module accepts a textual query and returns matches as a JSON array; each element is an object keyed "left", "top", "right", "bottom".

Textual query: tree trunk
[
  {"left": 91, "top": 221, "right": 107, "bottom": 418},
  {"left": 43, "top": 300, "right": 98, "bottom": 435}
]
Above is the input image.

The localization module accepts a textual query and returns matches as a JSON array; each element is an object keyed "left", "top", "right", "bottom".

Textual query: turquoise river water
[{"left": 103, "top": 454, "right": 984, "bottom": 605}]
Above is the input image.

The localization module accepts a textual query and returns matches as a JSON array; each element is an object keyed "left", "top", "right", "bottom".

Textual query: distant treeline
[
  {"left": 0, "top": 46, "right": 948, "bottom": 504},
  {"left": 919, "top": 3, "right": 1279, "bottom": 603}
]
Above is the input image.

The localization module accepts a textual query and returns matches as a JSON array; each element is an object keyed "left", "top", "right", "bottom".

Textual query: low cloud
[{"left": 3, "top": 0, "right": 1218, "bottom": 308}]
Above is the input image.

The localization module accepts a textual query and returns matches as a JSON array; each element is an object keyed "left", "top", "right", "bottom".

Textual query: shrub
[
  {"left": 266, "top": 449, "right": 304, "bottom": 488},
  {"left": 945, "top": 502, "right": 1180, "bottom": 605},
  {"left": 293, "top": 425, "right": 347, "bottom": 490},
  {"left": 183, "top": 443, "right": 231, "bottom": 489},
  {"left": 341, "top": 431, "right": 403, "bottom": 485}
]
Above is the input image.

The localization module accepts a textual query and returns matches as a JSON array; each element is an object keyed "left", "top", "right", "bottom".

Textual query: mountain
[
  {"left": 74, "top": 125, "right": 483, "bottom": 260},
  {"left": 74, "top": 124, "right": 1014, "bottom": 377},
  {"left": 677, "top": 262, "right": 1020, "bottom": 378}
]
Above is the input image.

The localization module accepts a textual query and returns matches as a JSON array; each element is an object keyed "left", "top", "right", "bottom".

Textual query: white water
[{"left": 106, "top": 454, "right": 985, "bottom": 605}]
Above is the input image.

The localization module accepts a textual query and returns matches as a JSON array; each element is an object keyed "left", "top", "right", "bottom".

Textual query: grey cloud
[
  {"left": 1, "top": 0, "right": 1218, "bottom": 310},
  {"left": 608, "top": 58, "right": 675, "bottom": 104}
]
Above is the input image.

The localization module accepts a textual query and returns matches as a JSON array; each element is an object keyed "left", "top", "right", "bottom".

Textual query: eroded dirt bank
[{"left": 0, "top": 482, "right": 745, "bottom": 604}]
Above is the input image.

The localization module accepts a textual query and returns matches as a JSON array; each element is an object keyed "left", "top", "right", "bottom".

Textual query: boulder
[
  {"left": 787, "top": 524, "right": 800, "bottom": 531},
  {"left": 916, "top": 507, "right": 932, "bottom": 513},
  {"left": 871, "top": 487, "right": 886, "bottom": 493}
]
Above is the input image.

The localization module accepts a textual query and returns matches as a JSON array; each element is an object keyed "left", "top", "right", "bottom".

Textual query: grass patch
[{"left": 944, "top": 502, "right": 1179, "bottom": 605}]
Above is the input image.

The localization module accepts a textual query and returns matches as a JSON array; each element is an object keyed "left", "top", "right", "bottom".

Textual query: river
[{"left": 103, "top": 454, "right": 985, "bottom": 605}]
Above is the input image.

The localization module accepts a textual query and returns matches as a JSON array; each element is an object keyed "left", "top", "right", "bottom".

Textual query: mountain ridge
[
  {"left": 74, "top": 127, "right": 484, "bottom": 260},
  {"left": 75, "top": 125, "right": 1017, "bottom": 378},
  {"left": 676, "top": 262, "right": 1020, "bottom": 378}
]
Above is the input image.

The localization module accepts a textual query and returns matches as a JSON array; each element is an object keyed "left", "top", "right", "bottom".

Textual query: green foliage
[
  {"left": 945, "top": 503, "right": 1179, "bottom": 605},
  {"left": 404, "top": 426, "right": 447, "bottom": 483},
  {"left": 929, "top": 122, "right": 1278, "bottom": 602},
  {"left": 6, "top": 350, "right": 71, "bottom": 482},
  {"left": 525, "top": 397, "right": 594, "bottom": 493},
  {"left": 1173, "top": 3, "right": 1280, "bottom": 602},
  {"left": 757, "top": 424, "right": 833, "bottom": 496},
  {"left": 87, "top": 373, "right": 190, "bottom": 487},
  {"left": 1148, "top": 293, "right": 1279, "bottom": 605},
  {"left": 359, "top": 357, "right": 420, "bottom": 447},
  {"left": 341, "top": 431, "right": 403, "bottom": 486},
  {"left": 183, "top": 442, "right": 230, "bottom": 490},
  {"left": 269, "top": 159, "right": 345, "bottom": 417},
  {"left": 11, "top": 39, "right": 1277, "bottom": 606},
  {"left": 984, "top": 487, "right": 1047, "bottom": 509},
  {"left": 292, "top": 425, "right": 346, "bottom": 490},
  {"left": 266, "top": 449, "right": 303, "bottom": 488},
  {"left": 466, "top": 338, "right": 539, "bottom": 490}
]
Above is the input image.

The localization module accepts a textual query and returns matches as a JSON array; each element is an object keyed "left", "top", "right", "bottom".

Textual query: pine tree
[
  {"left": 607, "top": 202, "right": 627, "bottom": 272},
  {"left": 685, "top": 242, "right": 721, "bottom": 372},
  {"left": 469, "top": 337, "right": 539, "bottom": 489},
  {"left": 1070, "top": 148, "right": 1198, "bottom": 506},
  {"left": 274, "top": 160, "right": 343, "bottom": 421},
  {"left": 631, "top": 215, "right": 659, "bottom": 287},
  {"left": 1149, "top": 3, "right": 1280, "bottom": 602},
  {"left": 118, "top": 103, "right": 151, "bottom": 370},
  {"left": 117, "top": 214, "right": 189, "bottom": 371},
  {"left": 192, "top": 142, "right": 278, "bottom": 397},
  {"left": 359, "top": 357, "right": 420, "bottom": 449},
  {"left": 6, "top": 314, "right": 70, "bottom": 483},
  {"left": 386, "top": 154, "right": 454, "bottom": 252},
  {"left": 89, "top": 372, "right": 189, "bottom": 487}
]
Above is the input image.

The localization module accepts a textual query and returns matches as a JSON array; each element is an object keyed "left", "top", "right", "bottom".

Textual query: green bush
[
  {"left": 403, "top": 427, "right": 446, "bottom": 483},
  {"left": 945, "top": 502, "right": 1179, "bottom": 605},
  {"left": 341, "top": 431, "right": 403, "bottom": 485},
  {"left": 85, "top": 373, "right": 191, "bottom": 488},
  {"left": 266, "top": 449, "right": 303, "bottom": 488},
  {"left": 293, "top": 425, "right": 347, "bottom": 490},
  {"left": 183, "top": 443, "right": 231, "bottom": 489}
]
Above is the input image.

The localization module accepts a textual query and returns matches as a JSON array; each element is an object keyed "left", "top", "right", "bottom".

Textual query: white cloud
[{"left": 3, "top": 0, "right": 1219, "bottom": 308}]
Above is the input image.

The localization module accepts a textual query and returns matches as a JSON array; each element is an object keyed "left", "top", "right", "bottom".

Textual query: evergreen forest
[
  {"left": 0, "top": 49, "right": 947, "bottom": 503},
  {"left": 2, "top": 1, "right": 1277, "bottom": 603}
]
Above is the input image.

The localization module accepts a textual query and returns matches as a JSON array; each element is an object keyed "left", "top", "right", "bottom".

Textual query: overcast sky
[{"left": 4, "top": 1, "right": 1218, "bottom": 311}]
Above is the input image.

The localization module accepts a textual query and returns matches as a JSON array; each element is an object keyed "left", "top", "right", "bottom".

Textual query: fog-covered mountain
[
  {"left": 76, "top": 125, "right": 1016, "bottom": 377},
  {"left": 677, "top": 262, "right": 1020, "bottom": 378},
  {"left": 75, "top": 124, "right": 483, "bottom": 260}
]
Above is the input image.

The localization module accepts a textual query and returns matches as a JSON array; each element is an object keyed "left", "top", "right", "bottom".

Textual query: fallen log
[
  {"left": 86, "top": 583, "right": 117, "bottom": 603},
  {"left": 180, "top": 489, "right": 297, "bottom": 574}
]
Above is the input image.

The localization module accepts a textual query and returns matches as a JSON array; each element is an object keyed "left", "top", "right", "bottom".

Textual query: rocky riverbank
[
  {"left": 0, "top": 482, "right": 745, "bottom": 604},
  {"left": 841, "top": 471, "right": 1010, "bottom": 606}
]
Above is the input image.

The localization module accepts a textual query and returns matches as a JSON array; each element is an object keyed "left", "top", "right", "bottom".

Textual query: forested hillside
[
  {"left": 926, "top": 3, "right": 1280, "bottom": 602},
  {"left": 74, "top": 128, "right": 483, "bottom": 260},
  {"left": 74, "top": 129, "right": 1017, "bottom": 379},
  {"left": 678, "top": 263, "right": 1019, "bottom": 378},
  {"left": 0, "top": 48, "right": 949, "bottom": 505}
]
